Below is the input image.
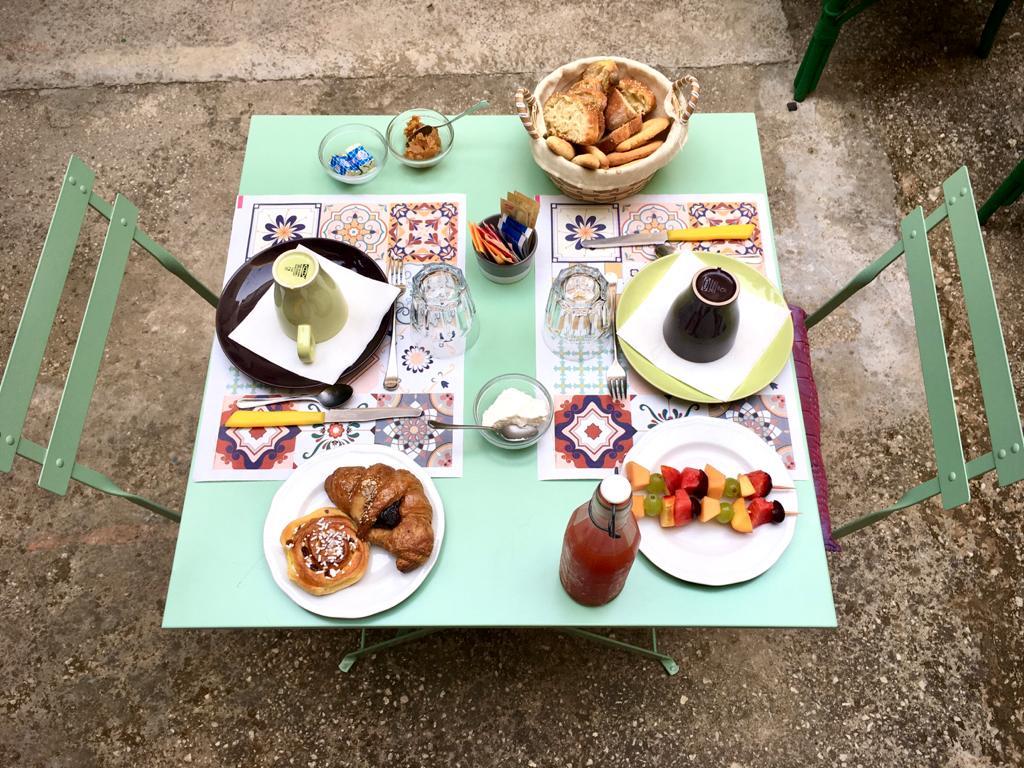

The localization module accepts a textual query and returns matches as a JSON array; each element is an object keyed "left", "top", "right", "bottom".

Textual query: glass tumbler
[
  {"left": 543, "top": 264, "right": 610, "bottom": 357},
  {"left": 410, "top": 264, "right": 478, "bottom": 357}
]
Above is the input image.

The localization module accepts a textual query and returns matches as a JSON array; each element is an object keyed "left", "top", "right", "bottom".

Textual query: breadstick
[
  {"left": 572, "top": 154, "right": 601, "bottom": 170},
  {"left": 583, "top": 145, "right": 610, "bottom": 169},
  {"left": 606, "top": 141, "right": 663, "bottom": 167},
  {"left": 546, "top": 136, "right": 576, "bottom": 160},
  {"left": 615, "top": 117, "right": 670, "bottom": 152}
]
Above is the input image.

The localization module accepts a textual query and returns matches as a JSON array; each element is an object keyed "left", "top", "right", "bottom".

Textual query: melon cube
[
  {"left": 626, "top": 461, "right": 651, "bottom": 491},
  {"left": 704, "top": 464, "right": 726, "bottom": 499}
]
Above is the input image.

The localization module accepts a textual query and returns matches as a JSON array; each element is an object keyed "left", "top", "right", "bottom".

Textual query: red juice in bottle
[{"left": 559, "top": 475, "right": 640, "bottom": 606}]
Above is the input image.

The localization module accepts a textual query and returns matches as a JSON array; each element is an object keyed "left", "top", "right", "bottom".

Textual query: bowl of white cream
[{"left": 473, "top": 373, "right": 554, "bottom": 449}]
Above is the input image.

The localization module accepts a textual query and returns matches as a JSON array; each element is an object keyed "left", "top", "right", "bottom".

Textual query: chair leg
[
  {"left": 977, "top": 0, "right": 1015, "bottom": 58},
  {"left": 793, "top": 9, "right": 846, "bottom": 102},
  {"left": 978, "top": 157, "right": 1024, "bottom": 225}
]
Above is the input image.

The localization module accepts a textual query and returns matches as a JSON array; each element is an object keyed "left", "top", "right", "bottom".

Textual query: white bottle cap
[{"left": 599, "top": 474, "right": 632, "bottom": 506}]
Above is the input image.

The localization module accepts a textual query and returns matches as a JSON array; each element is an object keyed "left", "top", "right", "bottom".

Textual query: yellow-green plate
[{"left": 617, "top": 252, "right": 793, "bottom": 403}]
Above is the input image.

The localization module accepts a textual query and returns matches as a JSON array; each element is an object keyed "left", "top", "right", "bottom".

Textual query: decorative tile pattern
[
  {"left": 373, "top": 392, "right": 454, "bottom": 467},
  {"left": 629, "top": 395, "right": 703, "bottom": 431},
  {"left": 707, "top": 391, "right": 794, "bottom": 470},
  {"left": 190, "top": 193, "right": 466, "bottom": 482},
  {"left": 246, "top": 203, "right": 321, "bottom": 258},
  {"left": 554, "top": 394, "right": 636, "bottom": 469},
  {"left": 401, "top": 344, "right": 434, "bottom": 374},
  {"left": 320, "top": 202, "right": 389, "bottom": 260},
  {"left": 551, "top": 203, "right": 621, "bottom": 263},
  {"left": 618, "top": 202, "right": 688, "bottom": 263},
  {"left": 214, "top": 398, "right": 300, "bottom": 470},
  {"left": 388, "top": 202, "right": 459, "bottom": 262},
  {"left": 534, "top": 193, "right": 805, "bottom": 481},
  {"left": 688, "top": 201, "right": 765, "bottom": 271}
]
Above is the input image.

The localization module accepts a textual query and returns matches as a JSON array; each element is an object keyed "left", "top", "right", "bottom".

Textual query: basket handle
[
  {"left": 515, "top": 86, "right": 543, "bottom": 140},
  {"left": 670, "top": 75, "right": 701, "bottom": 124}
]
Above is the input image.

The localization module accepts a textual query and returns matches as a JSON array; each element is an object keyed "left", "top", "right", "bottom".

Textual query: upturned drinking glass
[
  {"left": 410, "top": 264, "right": 478, "bottom": 357},
  {"left": 543, "top": 264, "right": 610, "bottom": 357}
]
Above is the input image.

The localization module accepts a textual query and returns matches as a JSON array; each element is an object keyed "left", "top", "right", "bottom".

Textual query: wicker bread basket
[{"left": 515, "top": 56, "right": 700, "bottom": 203}]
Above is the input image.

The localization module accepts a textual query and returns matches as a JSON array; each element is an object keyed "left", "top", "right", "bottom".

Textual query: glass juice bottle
[{"left": 559, "top": 475, "right": 640, "bottom": 606}]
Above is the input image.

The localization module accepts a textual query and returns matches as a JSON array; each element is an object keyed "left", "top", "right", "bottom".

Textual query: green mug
[{"left": 272, "top": 246, "right": 348, "bottom": 363}]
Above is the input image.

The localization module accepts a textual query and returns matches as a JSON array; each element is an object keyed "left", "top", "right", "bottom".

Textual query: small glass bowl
[
  {"left": 473, "top": 373, "right": 554, "bottom": 450},
  {"left": 385, "top": 108, "right": 455, "bottom": 168},
  {"left": 318, "top": 124, "right": 388, "bottom": 185}
]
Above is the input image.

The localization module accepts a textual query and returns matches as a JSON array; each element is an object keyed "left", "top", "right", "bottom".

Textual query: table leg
[
  {"left": 559, "top": 628, "right": 680, "bottom": 675},
  {"left": 338, "top": 628, "right": 442, "bottom": 673},
  {"left": 338, "top": 628, "right": 680, "bottom": 675}
]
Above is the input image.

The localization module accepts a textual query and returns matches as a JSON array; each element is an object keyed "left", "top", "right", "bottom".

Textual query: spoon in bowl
[
  {"left": 409, "top": 99, "right": 490, "bottom": 140},
  {"left": 428, "top": 418, "right": 540, "bottom": 443}
]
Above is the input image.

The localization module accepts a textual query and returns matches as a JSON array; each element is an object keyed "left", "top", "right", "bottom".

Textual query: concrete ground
[{"left": 1, "top": 0, "right": 1022, "bottom": 765}]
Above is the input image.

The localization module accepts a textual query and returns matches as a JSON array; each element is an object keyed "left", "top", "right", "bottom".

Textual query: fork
[
  {"left": 383, "top": 257, "right": 405, "bottom": 391},
  {"left": 605, "top": 273, "right": 628, "bottom": 403}
]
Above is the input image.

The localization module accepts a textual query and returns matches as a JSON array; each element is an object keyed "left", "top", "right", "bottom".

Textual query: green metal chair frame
[
  {"left": 979, "top": 155, "right": 1024, "bottom": 224},
  {"left": 806, "top": 166, "right": 1024, "bottom": 538},
  {"left": 793, "top": 0, "right": 1018, "bottom": 102},
  {"left": 0, "top": 155, "right": 218, "bottom": 523}
]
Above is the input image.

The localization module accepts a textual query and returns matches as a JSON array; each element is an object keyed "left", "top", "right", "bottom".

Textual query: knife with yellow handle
[
  {"left": 225, "top": 406, "right": 422, "bottom": 429},
  {"left": 579, "top": 224, "right": 755, "bottom": 249}
]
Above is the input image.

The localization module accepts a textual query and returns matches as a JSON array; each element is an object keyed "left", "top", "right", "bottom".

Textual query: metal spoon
[
  {"left": 236, "top": 383, "right": 354, "bottom": 410},
  {"left": 428, "top": 418, "right": 541, "bottom": 443},
  {"left": 410, "top": 99, "right": 490, "bottom": 140}
]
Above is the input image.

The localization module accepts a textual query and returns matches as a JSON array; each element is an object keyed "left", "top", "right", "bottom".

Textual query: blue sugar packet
[
  {"left": 330, "top": 144, "right": 377, "bottom": 177},
  {"left": 498, "top": 214, "right": 532, "bottom": 258}
]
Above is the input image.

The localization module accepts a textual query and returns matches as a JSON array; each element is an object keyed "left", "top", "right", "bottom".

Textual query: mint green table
[{"left": 163, "top": 114, "right": 836, "bottom": 673}]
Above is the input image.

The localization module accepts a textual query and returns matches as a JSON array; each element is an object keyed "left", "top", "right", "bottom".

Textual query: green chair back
[
  {"left": 806, "top": 166, "right": 1024, "bottom": 537},
  {"left": 0, "top": 155, "right": 218, "bottom": 522}
]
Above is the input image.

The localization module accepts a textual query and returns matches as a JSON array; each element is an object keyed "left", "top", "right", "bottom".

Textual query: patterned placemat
[
  {"left": 532, "top": 194, "right": 809, "bottom": 481},
  {"left": 190, "top": 194, "right": 466, "bottom": 482}
]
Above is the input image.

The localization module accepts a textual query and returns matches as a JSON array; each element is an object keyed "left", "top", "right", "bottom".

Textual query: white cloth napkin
[
  {"left": 228, "top": 245, "right": 400, "bottom": 385},
  {"left": 618, "top": 251, "right": 790, "bottom": 401}
]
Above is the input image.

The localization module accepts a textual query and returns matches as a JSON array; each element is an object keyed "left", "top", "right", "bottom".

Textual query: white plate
[
  {"left": 625, "top": 416, "right": 796, "bottom": 586},
  {"left": 263, "top": 444, "right": 445, "bottom": 619}
]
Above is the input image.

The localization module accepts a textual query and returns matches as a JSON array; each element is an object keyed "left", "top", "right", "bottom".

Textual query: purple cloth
[{"left": 789, "top": 305, "right": 839, "bottom": 552}]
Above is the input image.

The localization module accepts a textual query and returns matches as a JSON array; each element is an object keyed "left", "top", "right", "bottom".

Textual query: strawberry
[
  {"left": 673, "top": 491, "right": 701, "bottom": 526},
  {"left": 744, "top": 470, "right": 773, "bottom": 498},
  {"left": 661, "top": 466, "right": 682, "bottom": 495},
  {"left": 679, "top": 467, "right": 709, "bottom": 497}
]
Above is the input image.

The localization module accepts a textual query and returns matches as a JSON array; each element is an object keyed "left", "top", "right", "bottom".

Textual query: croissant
[
  {"left": 279, "top": 508, "right": 369, "bottom": 595},
  {"left": 325, "top": 463, "right": 435, "bottom": 573}
]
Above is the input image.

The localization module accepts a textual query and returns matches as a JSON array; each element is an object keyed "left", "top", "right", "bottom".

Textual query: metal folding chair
[
  {"left": 0, "top": 155, "right": 218, "bottom": 522},
  {"left": 793, "top": 0, "right": 1019, "bottom": 102},
  {"left": 978, "top": 155, "right": 1024, "bottom": 224},
  {"left": 805, "top": 166, "right": 1024, "bottom": 538}
]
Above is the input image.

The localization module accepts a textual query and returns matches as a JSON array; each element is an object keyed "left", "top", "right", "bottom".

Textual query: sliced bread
[
  {"left": 543, "top": 92, "right": 605, "bottom": 145},
  {"left": 579, "top": 60, "right": 620, "bottom": 91},
  {"left": 617, "top": 78, "right": 656, "bottom": 116},
  {"left": 604, "top": 87, "right": 638, "bottom": 132},
  {"left": 596, "top": 114, "right": 642, "bottom": 154},
  {"left": 566, "top": 79, "right": 608, "bottom": 113}
]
